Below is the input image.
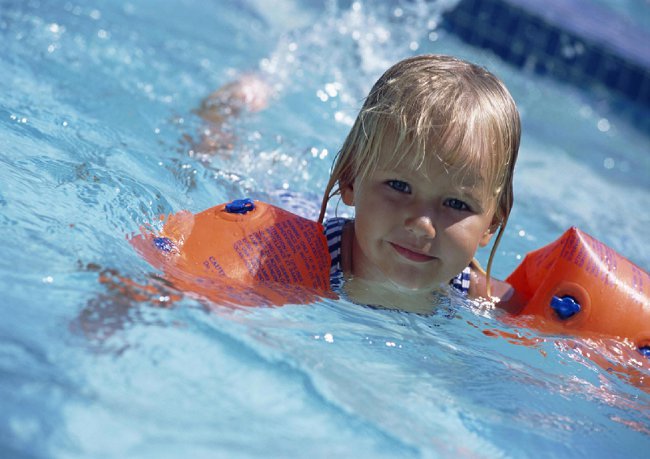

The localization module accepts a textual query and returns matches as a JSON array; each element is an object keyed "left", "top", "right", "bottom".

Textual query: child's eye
[
  {"left": 386, "top": 180, "right": 411, "bottom": 194},
  {"left": 444, "top": 198, "right": 470, "bottom": 211}
]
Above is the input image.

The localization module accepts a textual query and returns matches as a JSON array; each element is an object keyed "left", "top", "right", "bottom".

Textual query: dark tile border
[{"left": 442, "top": 0, "right": 650, "bottom": 130}]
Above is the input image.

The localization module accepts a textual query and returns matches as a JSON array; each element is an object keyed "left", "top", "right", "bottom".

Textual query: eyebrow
[
  {"left": 461, "top": 182, "right": 502, "bottom": 212},
  {"left": 377, "top": 167, "right": 493, "bottom": 205}
]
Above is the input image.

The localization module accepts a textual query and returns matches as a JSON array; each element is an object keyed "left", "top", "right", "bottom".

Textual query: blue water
[{"left": 1, "top": 0, "right": 649, "bottom": 457}]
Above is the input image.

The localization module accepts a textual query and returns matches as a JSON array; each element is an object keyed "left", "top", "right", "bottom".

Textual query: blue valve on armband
[
  {"left": 639, "top": 346, "right": 650, "bottom": 358},
  {"left": 153, "top": 236, "right": 175, "bottom": 252},
  {"left": 225, "top": 198, "right": 255, "bottom": 214},
  {"left": 550, "top": 295, "right": 581, "bottom": 320}
]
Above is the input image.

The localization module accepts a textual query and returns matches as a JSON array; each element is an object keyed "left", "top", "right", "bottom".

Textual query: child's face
[{"left": 341, "top": 135, "right": 497, "bottom": 291}]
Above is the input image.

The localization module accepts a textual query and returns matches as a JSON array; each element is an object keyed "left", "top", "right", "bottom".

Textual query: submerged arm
[{"left": 468, "top": 267, "right": 525, "bottom": 314}]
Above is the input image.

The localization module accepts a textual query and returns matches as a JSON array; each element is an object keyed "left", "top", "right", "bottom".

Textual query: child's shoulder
[{"left": 323, "top": 216, "right": 350, "bottom": 231}]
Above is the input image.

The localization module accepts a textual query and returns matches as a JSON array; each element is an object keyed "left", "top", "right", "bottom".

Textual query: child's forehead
[{"left": 377, "top": 142, "right": 488, "bottom": 188}]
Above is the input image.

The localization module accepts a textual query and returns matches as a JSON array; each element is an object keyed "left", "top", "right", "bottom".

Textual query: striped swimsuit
[{"left": 323, "top": 217, "right": 471, "bottom": 295}]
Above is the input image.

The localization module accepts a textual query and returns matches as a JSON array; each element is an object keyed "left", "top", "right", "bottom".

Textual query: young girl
[
  {"left": 317, "top": 55, "right": 523, "bottom": 313},
  {"left": 162, "top": 54, "right": 523, "bottom": 312}
]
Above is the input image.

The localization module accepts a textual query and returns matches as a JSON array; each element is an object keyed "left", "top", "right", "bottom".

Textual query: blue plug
[
  {"left": 225, "top": 198, "right": 255, "bottom": 214},
  {"left": 550, "top": 295, "right": 581, "bottom": 320},
  {"left": 153, "top": 236, "right": 175, "bottom": 252}
]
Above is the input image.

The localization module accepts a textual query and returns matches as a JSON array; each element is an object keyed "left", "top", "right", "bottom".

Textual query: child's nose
[{"left": 404, "top": 215, "right": 436, "bottom": 238}]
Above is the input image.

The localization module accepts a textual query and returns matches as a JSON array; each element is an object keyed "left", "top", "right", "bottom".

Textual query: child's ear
[
  {"left": 340, "top": 182, "right": 355, "bottom": 206},
  {"left": 479, "top": 220, "right": 500, "bottom": 247}
]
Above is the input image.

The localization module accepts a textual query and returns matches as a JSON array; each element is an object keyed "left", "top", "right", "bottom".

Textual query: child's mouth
[{"left": 389, "top": 242, "right": 435, "bottom": 263}]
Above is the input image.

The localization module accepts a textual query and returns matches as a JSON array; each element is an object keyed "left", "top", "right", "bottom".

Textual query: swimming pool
[{"left": 1, "top": 0, "right": 649, "bottom": 457}]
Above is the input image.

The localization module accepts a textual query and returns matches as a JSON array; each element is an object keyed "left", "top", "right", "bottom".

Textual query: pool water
[{"left": 1, "top": 0, "right": 649, "bottom": 457}]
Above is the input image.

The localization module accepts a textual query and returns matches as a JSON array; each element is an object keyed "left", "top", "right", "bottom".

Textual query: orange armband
[
  {"left": 130, "top": 199, "right": 332, "bottom": 306},
  {"left": 507, "top": 227, "right": 650, "bottom": 355}
]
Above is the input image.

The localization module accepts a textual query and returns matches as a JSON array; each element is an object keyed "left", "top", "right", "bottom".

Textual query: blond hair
[{"left": 319, "top": 54, "right": 521, "bottom": 293}]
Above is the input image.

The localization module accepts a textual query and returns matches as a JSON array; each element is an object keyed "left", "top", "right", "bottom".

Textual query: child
[
  {"left": 142, "top": 55, "right": 523, "bottom": 313},
  {"left": 317, "top": 55, "right": 523, "bottom": 313}
]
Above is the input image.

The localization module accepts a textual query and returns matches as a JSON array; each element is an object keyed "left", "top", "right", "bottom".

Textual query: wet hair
[{"left": 318, "top": 54, "right": 521, "bottom": 293}]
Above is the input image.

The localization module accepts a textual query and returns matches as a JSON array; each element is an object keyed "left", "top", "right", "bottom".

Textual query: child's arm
[
  {"left": 468, "top": 267, "right": 525, "bottom": 314},
  {"left": 189, "top": 73, "right": 274, "bottom": 156},
  {"left": 195, "top": 73, "right": 273, "bottom": 124}
]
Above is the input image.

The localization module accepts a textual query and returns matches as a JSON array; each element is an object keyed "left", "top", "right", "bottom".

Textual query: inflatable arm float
[
  {"left": 130, "top": 199, "right": 332, "bottom": 306},
  {"left": 506, "top": 227, "right": 650, "bottom": 356}
]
